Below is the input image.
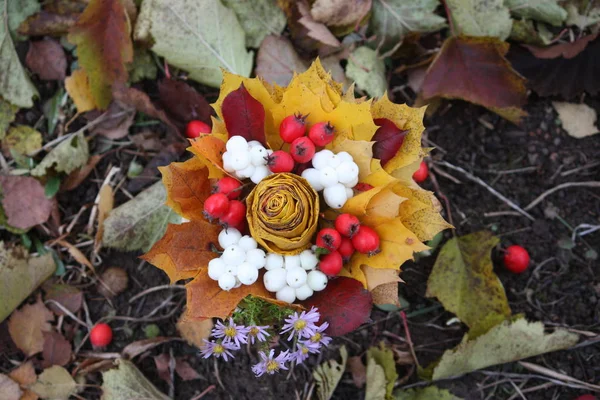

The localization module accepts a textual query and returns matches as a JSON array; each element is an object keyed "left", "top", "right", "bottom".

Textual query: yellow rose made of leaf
[{"left": 246, "top": 173, "right": 319, "bottom": 255}]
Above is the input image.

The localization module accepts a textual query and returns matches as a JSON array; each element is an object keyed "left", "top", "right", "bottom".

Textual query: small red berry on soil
[
  {"left": 308, "top": 121, "right": 335, "bottom": 146},
  {"left": 335, "top": 213, "right": 361, "bottom": 238},
  {"left": 290, "top": 136, "right": 316, "bottom": 163},
  {"left": 267, "top": 150, "right": 295, "bottom": 173},
  {"left": 352, "top": 226, "right": 380, "bottom": 255},
  {"left": 90, "top": 323, "right": 113, "bottom": 347},
  {"left": 413, "top": 161, "right": 429, "bottom": 183},
  {"left": 354, "top": 182, "right": 374, "bottom": 192},
  {"left": 213, "top": 176, "right": 242, "bottom": 200},
  {"left": 220, "top": 200, "right": 246, "bottom": 228},
  {"left": 318, "top": 251, "right": 343, "bottom": 276},
  {"left": 503, "top": 245, "right": 530, "bottom": 274},
  {"left": 203, "top": 193, "right": 230, "bottom": 220},
  {"left": 316, "top": 228, "right": 342, "bottom": 251},
  {"left": 186, "top": 120, "right": 211, "bottom": 138},
  {"left": 338, "top": 237, "right": 355, "bottom": 262},
  {"left": 279, "top": 113, "right": 307, "bottom": 143}
]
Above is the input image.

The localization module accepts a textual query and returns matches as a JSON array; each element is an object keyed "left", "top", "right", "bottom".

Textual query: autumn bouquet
[{"left": 143, "top": 60, "right": 450, "bottom": 374}]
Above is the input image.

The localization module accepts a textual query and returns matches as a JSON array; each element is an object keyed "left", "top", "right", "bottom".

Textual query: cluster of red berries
[
  {"left": 203, "top": 177, "right": 247, "bottom": 231},
  {"left": 267, "top": 114, "right": 336, "bottom": 173},
  {"left": 314, "top": 213, "right": 380, "bottom": 276}
]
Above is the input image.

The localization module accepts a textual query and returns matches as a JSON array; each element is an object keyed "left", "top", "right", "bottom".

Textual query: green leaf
[
  {"left": 431, "top": 318, "right": 579, "bottom": 380},
  {"left": 135, "top": 0, "right": 253, "bottom": 88},
  {"left": 3, "top": 125, "right": 42, "bottom": 155},
  {"left": 30, "top": 366, "right": 77, "bottom": 400},
  {"left": 509, "top": 19, "right": 545, "bottom": 46},
  {"left": 0, "top": 243, "right": 55, "bottom": 322},
  {"left": 426, "top": 231, "right": 511, "bottom": 336},
  {"left": 395, "top": 386, "right": 463, "bottom": 400},
  {"left": 0, "top": 97, "right": 18, "bottom": 139},
  {"left": 102, "top": 359, "right": 170, "bottom": 400},
  {"left": 446, "top": 0, "right": 513, "bottom": 40},
  {"left": 346, "top": 46, "right": 387, "bottom": 99},
  {"left": 129, "top": 48, "right": 158, "bottom": 83},
  {"left": 370, "top": 0, "right": 447, "bottom": 51},
  {"left": 31, "top": 131, "right": 89, "bottom": 177},
  {"left": 222, "top": 0, "right": 286, "bottom": 48},
  {"left": 367, "top": 344, "right": 398, "bottom": 399},
  {"left": 365, "top": 352, "right": 386, "bottom": 400},
  {"left": 505, "top": 0, "right": 567, "bottom": 26},
  {"left": 7, "top": 0, "right": 40, "bottom": 40},
  {"left": 0, "top": 0, "right": 39, "bottom": 108},
  {"left": 313, "top": 345, "right": 348, "bottom": 400},
  {"left": 566, "top": 3, "right": 600, "bottom": 30},
  {"left": 45, "top": 176, "right": 61, "bottom": 198},
  {"left": 43, "top": 87, "right": 65, "bottom": 136},
  {"left": 103, "top": 181, "right": 182, "bottom": 252}
]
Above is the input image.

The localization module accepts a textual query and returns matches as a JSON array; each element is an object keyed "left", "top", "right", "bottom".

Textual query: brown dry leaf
[
  {"left": 97, "top": 267, "right": 128, "bottom": 298},
  {"left": 346, "top": 356, "right": 366, "bottom": 388},
  {"left": 0, "top": 175, "right": 53, "bottom": 231},
  {"left": 55, "top": 239, "right": 94, "bottom": 272},
  {"left": 95, "top": 183, "right": 114, "bottom": 252},
  {"left": 153, "top": 353, "right": 172, "bottom": 384},
  {"left": 127, "top": 143, "right": 186, "bottom": 194},
  {"left": 311, "top": 0, "right": 372, "bottom": 28},
  {"left": 90, "top": 101, "right": 135, "bottom": 139},
  {"left": 297, "top": 0, "right": 340, "bottom": 48},
  {"left": 65, "top": 69, "right": 98, "bottom": 113},
  {"left": 371, "top": 282, "right": 400, "bottom": 306},
  {"left": 8, "top": 298, "right": 54, "bottom": 356},
  {"left": 42, "top": 331, "right": 72, "bottom": 367},
  {"left": 62, "top": 154, "right": 103, "bottom": 191},
  {"left": 131, "top": 130, "right": 162, "bottom": 152},
  {"left": 176, "top": 315, "right": 213, "bottom": 349},
  {"left": 174, "top": 359, "right": 202, "bottom": 381},
  {"left": 158, "top": 79, "right": 212, "bottom": 127},
  {"left": 422, "top": 36, "right": 527, "bottom": 124},
  {"left": 42, "top": 282, "right": 83, "bottom": 316},
  {"left": 255, "top": 35, "right": 308, "bottom": 86},
  {"left": 26, "top": 39, "right": 67, "bottom": 81},
  {"left": 19, "top": 11, "right": 79, "bottom": 36},
  {"left": 121, "top": 337, "right": 176, "bottom": 359},
  {"left": 0, "top": 374, "right": 22, "bottom": 400},
  {"left": 8, "top": 361, "right": 38, "bottom": 400}
]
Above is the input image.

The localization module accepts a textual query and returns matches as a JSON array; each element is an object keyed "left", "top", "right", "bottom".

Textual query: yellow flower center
[
  {"left": 294, "top": 320, "right": 307, "bottom": 330},
  {"left": 249, "top": 327, "right": 259, "bottom": 336},
  {"left": 266, "top": 360, "right": 279, "bottom": 372},
  {"left": 214, "top": 344, "right": 224, "bottom": 354},
  {"left": 301, "top": 346, "right": 309, "bottom": 355},
  {"left": 311, "top": 333, "right": 322, "bottom": 343},
  {"left": 224, "top": 327, "right": 237, "bottom": 338}
]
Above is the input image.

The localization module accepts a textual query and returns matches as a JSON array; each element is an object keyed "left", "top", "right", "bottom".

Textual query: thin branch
[{"left": 524, "top": 181, "right": 600, "bottom": 211}]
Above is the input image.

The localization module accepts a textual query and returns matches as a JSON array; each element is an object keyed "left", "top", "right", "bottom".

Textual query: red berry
[
  {"left": 233, "top": 219, "right": 247, "bottom": 234},
  {"left": 503, "top": 245, "right": 530, "bottom": 274},
  {"left": 335, "top": 213, "right": 361, "bottom": 238},
  {"left": 186, "top": 120, "right": 211, "bottom": 138},
  {"left": 213, "top": 176, "right": 242, "bottom": 200},
  {"left": 308, "top": 122, "right": 335, "bottom": 146},
  {"left": 338, "top": 237, "right": 355, "bottom": 262},
  {"left": 90, "top": 323, "right": 113, "bottom": 347},
  {"left": 352, "top": 226, "right": 380, "bottom": 255},
  {"left": 318, "top": 251, "right": 343, "bottom": 276},
  {"left": 290, "top": 137, "right": 316, "bottom": 163},
  {"left": 220, "top": 200, "right": 246, "bottom": 228},
  {"left": 267, "top": 150, "right": 295, "bottom": 173},
  {"left": 279, "top": 113, "right": 307, "bottom": 143},
  {"left": 316, "top": 228, "right": 342, "bottom": 251},
  {"left": 355, "top": 182, "right": 374, "bottom": 192},
  {"left": 203, "top": 193, "right": 230, "bottom": 220},
  {"left": 413, "top": 161, "right": 429, "bottom": 183}
]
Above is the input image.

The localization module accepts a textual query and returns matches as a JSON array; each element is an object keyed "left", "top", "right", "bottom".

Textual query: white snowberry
[
  {"left": 264, "top": 268, "right": 287, "bottom": 292},
  {"left": 248, "top": 140, "right": 262, "bottom": 148},
  {"left": 250, "top": 165, "right": 270, "bottom": 184},
  {"left": 230, "top": 151, "right": 251, "bottom": 171},
  {"left": 222, "top": 151, "right": 235, "bottom": 173},
  {"left": 218, "top": 273, "right": 236, "bottom": 291},
  {"left": 208, "top": 258, "right": 226, "bottom": 280},
  {"left": 336, "top": 161, "right": 359, "bottom": 184},
  {"left": 307, "top": 270, "right": 328, "bottom": 291},
  {"left": 328, "top": 154, "right": 342, "bottom": 169},
  {"left": 301, "top": 168, "right": 324, "bottom": 191},
  {"left": 299, "top": 249, "right": 318, "bottom": 270},
  {"left": 237, "top": 262, "right": 259, "bottom": 285},
  {"left": 221, "top": 245, "right": 245, "bottom": 266},
  {"left": 286, "top": 267, "right": 307, "bottom": 288},
  {"left": 224, "top": 263, "right": 238, "bottom": 276},
  {"left": 295, "top": 284, "right": 314, "bottom": 301},
  {"left": 218, "top": 228, "right": 242, "bottom": 249},
  {"left": 319, "top": 166, "right": 338, "bottom": 188},
  {"left": 236, "top": 163, "right": 255, "bottom": 179},
  {"left": 345, "top": 187, "right": 354, "bottom": 200},
  {"left": 324, "top": 183, "right": 348, "bottom": 209},
  {"left": 238, "top": 235, "right": 258, "bottom": 252},
  {"left": 276, "top": 285, "right": 296, "bottom": 303},
  {"left": 226, "top": 136, "right": 248, "bottom": 152},
  {"left": 246, "top": 248, "right": 266, "bottom": 268},
  {"left": 312, "top": 150, "right": 333, "bottom": 170},
  {"left": 284, "top": 254, "right": 301, "bottom": 269},
  {"left": 250, "top": 146, "right": 268, "bottom": 166},
  {"left": 265, "top": 253, "right": 284, "bottom": 270},
  {"left": 343, "top": 176, "right": 359, "bottom": 188},
  {"left": 336, "top": 151, "right": 353, "bottom": 163}
]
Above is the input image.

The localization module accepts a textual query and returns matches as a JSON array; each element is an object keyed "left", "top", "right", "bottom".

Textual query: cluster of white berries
[
  {"left": 301, "top": 150, "right": 358, "bottom": 209},
  {"left": 222, "top": 136, "right": 273, "bottom": 184},
  {"left": 208, "top": 228, "right": 267, "bottom": 290},
  {"left": 262, "top": 248, "right": 328, "bottom": 304}
]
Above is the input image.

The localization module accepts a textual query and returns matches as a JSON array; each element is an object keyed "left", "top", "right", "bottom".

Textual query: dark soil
[{"left": 2, "top": 88, "right": 599, "bottom": 400}]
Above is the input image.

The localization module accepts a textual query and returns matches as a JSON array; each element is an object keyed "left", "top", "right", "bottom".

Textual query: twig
[
  {"left": 435, "top": 160, "right": 535, "bottom": 221},
  {"left": 508, "top": 380, "right": 527, "bottom": 400},
  {"left": 485, "top": 211, "right": 523, "bottom": 218},
  {"left": 431, "top": 165, "right": 462, "bottom": 184},
  {"left": 507, "top": 382, "right": 555, "bottom": 400},
  {"left": 400, "top": 311, "right": 420, "bottom": 369},
  {"left": 87, "top": 166, "right": 121, "bottom": 235},
  {"left": 518, "top": 361, "right": 600, "bottom": 392},
  {"left": 524, "top": 181, "right": 600, "bottom": 211},
  {"left": 190, "top": 385, "right": 216, "bottom": 400},
  {"left": 128, "top": 284, "right": 186, "bottom": 303},
  {"left": 45, "top": 300, "right": 89, "bottom": 328}
]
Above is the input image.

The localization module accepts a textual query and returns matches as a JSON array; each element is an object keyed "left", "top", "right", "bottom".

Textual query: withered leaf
[
  {"left": 19, "top": 11, "right": 79, "bottom": 36},
  {"left": 0, "top": 175, "right": 53, "bottom": 230},
  {"left": 158, "top": 79, "right": 212, "bottom": 127},
  {"left": 255, "top": 35, "right": 308, "bottom": 86},
  {"left": 175, "top": 358, "right": 202, "bottom": 381},
  {"left": 176, "top": 315, "right": 213, "bottom": 349},
  {"left": 8, "top": 298, "right": 54, "bottom": 356},
  {"left": 42, "top": 331, "right": 72, "bottom": 367},
  {"left": 43, "top": 282, "right": 83, "bottom": 316},
  {"left": 297, "top": 0, "right": 340, "bottom": 48},
  {"left": 127, "top": 143, "right": 186, "bottom": 194},
  {"left": 91, "top": 101, "right": 135, "bottom": 139},
  {"left": 25, "top": 39, "right": 67, "bottom": 81}
]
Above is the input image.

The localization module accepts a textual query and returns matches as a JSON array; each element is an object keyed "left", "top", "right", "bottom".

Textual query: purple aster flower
[
  {"left": 280, "top": 307, "right": 320, "bottom": 340},
  {"left": 247, "top": 325, "right": 270, "bottom": 344},
  {"left": 199, "top": 340, "right": 236, "bottom": 361},
  {"left": 290, "top": 340, "right": 321, "bottom": 364},
  {"left": 306, "top": 322, "right": 332, "bottom": 347},
  {"left": 252, "top": 350, "right": 290, "bottom": 377},
  {"left": 212, "top": 318, "right": 249, "bottom": 348}
]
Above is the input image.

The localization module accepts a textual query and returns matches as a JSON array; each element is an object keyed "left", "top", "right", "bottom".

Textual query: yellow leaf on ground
[
  {"left": 8, "top": 298, "right": 54, "bottom": 356},
  {"left": 65, "top": 69, "right": 98, "bottom": 113}
]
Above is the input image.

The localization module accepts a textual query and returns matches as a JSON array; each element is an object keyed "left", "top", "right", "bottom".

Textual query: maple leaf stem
[{"left": 439, "top": 0, "right": 456, "bottom": 37}]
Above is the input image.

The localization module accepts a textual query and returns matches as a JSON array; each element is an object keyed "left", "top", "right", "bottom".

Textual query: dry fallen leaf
[
  {"left": 97, "top": 267, "right": 129, "bottom": 298},
  {"left": 65, "top": 69, "right": 99, "bottom": 113},
  {"left": 174, "top": 358, "right": 202, "bottom": 381},
  {"left": 158, "top": 78, "right": 212, "bottom": 128},
  {"left": 90, "top": 101, "right": 135, "bottom": 139},
  {"left": 42, "top": 331, "right": 72, "bottom": 368},
  {"left": 297, "top": 0, "right": 340, "bottom": 48},
  {"left": 552, "top": 102, "right": 599, "bottom": 138},
  {"left": 95, "top": 183, "right": 114, "bottom": 252},
  {"left": 56, "top": 239, "right": 94, "bottom": 272},
  {"left": 30, "top": 366, "right": 76, "bottom": 400},
  {"left": 8, "top": 298, "right": 54, "bottom": 356},
  {"left": 62, "top": 154, "right": 104, "bottom": 191},
  {"left": 255, "top": 35, "right": 308, "bottom": 86},
  {"left": 0, "top": 374, "right": 22, "bottom": 400},
  {"left": 346, "top": 356, "right": 367, "bottom": 388},
  {"left": 0, "top": 175, "right": 53, "bottom": 231},
  {"left": 25, "top": 38, "right": 67, "bottom": 81},
  {"left": 153, "top": 353, "right": 172, "bottom": 384},
  {"left": 8, "top": 361, "right": 38, "bottom": 400},
  {"left": 121, "top": 337, "right": 176, "bottom": 359},
  {"left": 43, "top": 282, "right": 83, "bottom": 316},
  {"left": 176, "top": 315, "right": 213, "bottom": 349},
  {"left": 310, "top": 0, "right": 371, "bottom": 28}
]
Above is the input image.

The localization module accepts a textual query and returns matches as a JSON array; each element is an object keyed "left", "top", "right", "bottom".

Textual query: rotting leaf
[
  {"left": 31, "top": 131, "right": 89, "bottom": 177},
  {"left": 346, "top": 46, "right": 387, "bottom": 98},
  {"left": 103, "top": 181, "right": 182, "bottom": 252},
  {"left": 122, "top": 337, "right": 177, "bottom": 359},
  {"left": 90, "top": 101, "right": 135, "bottom": 140},
  {"left": 30, "top": 366, "right": 76, "bottom": 400},
  {"left": 553, "top": 102, "right": 599, "bottom": 139},
  {"left": 25, "top": 38, "right": 67, "bottom": 81},
  {"left": 304, "top": 277, "right": 373, "bottom": 336},
  {"left": 313, "top": 346, "right": 348, "bottom": 400},
  {"left": 367, "top": 343, "right": 398, "bottom": 399},
  {"left": 346, "top": 356, "right": 366, "bottom": 388},
  {"left": 42, "top": 331, "right": 72, "bottom": 367},
  {"left": 0, "top": 98, "right": 19, "bottom": 140},
  {"left": 422, "top": 36, "right": 527, "bottom": 124},
  {"left": 394, "top": 386, "right": 464, "bottom": 400},
  {"left": 311, "top": 0, "right": 372, "bottom": 29},
  {"left": 431, "top": 318, "right": 579, "bottom": 380},
  {"left": 255, "top": 35, "right": 308, "bottom": 86},
  {"left": 296, "top": 0, "right": 340, "bottom": 48},
  {"left": 426, "top": 231, "right": 511, "bottom": 335},
  {"left": 62, "top": 154, "right": 103, "bottom": 191},
  {"left": 222, "top": 0, "right": 286, "bottom": 48},
  {"left": 175, "top": 359, "right": 202, "bottom": 381},
  {"left": 134, "top": 0, "right": 253, "bottom": 88},
  {"left": 128, "top": 48, "right": 158, "bottom": 83},
  {"left": 3, "top": 125, "right": 42, "bottom": 155},
  {"left": 8, "top": 297, "right": 54, "bottom": 356},
  {"left": 158, "top": 79, "right": 212, "bottom": 128},
  {"left": 101, "top": 359, "right": 170, "bottom": 400},
  {"left": 446, "top": 0, "right": 512, "bottom": 40},
  {"left": 127, "top": 143, "right": 186, "bottom": 194},
  {"left": 222, "top": 84, "right": 267, "bottom": 144},
  {"left": 0, "top": 175, "right": 52, "bottom": 230},
  {"left": 42, "top": 282, "right": 83, "bottom": 316}
]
